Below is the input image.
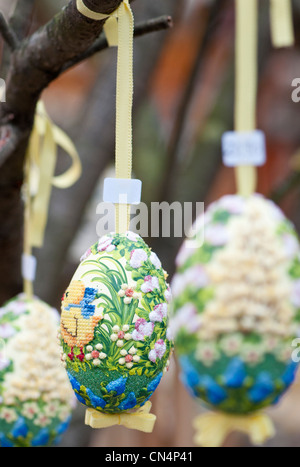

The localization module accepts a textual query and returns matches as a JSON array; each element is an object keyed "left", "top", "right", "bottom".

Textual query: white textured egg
[
  {"left": 0, "top": 295, "right": 74, "bottom": 447},
  {"left": 171, "top": 194, "right": 300, "bottom": 414}
]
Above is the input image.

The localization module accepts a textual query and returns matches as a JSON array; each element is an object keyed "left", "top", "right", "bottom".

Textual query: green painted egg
[
  {"left": 0, "top": 295, "right": 74, "bottom": 447},
  {"left": 171, "top": 194, "right": 300, "bottom": 414},
  {"left": 60, "top": 231, "right": 173, "bottom": 414}
]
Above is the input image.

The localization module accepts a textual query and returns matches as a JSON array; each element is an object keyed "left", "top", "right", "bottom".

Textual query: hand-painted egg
[
  {"left": 60, "top": 231, "right": 173, "bottom": 414},
  {"left": 171, "top": 194, "right": 300, "bottom": 414},
  {"left": 0, "top": 294, "right": 74, "bottom": 447}
]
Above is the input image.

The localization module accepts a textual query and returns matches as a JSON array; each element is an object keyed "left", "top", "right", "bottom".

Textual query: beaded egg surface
[
  {"left": 171, "top": 194, "right": 300, "bottom": 414},
  {"left": 60, "top": 231, "right": 173, "bottom": 414},
  {"left": 0, "top": 295, "right": 74, "bottom": 447}
]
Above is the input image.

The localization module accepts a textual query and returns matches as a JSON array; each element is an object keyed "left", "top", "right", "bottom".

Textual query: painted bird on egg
[
  {"left": 171, "top": 194, "right": 300, "bottom": 415},
  {"left": 60, "top": 231, "right": 173, "bottom": 415}
]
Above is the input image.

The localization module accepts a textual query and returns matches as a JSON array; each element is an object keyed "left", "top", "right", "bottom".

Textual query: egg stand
[
  {"left": 75, "top": 0, "right": 157, "bottom": 433},
  {"left": 193, "top": 0, "right": 295, "bottom": 447}
]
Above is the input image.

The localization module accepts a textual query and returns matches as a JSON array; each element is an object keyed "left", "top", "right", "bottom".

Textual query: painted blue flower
[
  {"left": 31, "top": 428, "right": 50, "bottom": 447},
  {"left": 147, "top": 373, "right": 163, "bottom": 393},
  {"left": 75, "top": 392, "right": 87, "bottom": 405},
  {"left": 67, "top": 372, "right": 81, "bottom": 392},
  {"left": 223, "top": 358, "right": 247, "bottom": 388},
  {"left": 11, "top": 417, "right": 28, "bottom": 438},
  {"left": 281, "top": 361, "right": 298, "bottom": 387},
  {"left": 179, "top": 356, "right": 201, "bottom": 389},
  {"left": 0, "top": 433, "right": 14, "bottom": 447},
  {"left": 180, "top": 373, "right": 198, "bottom": 397},
  {"left": 248, "top": 372, "right": 274, "bottom": 403},
  {"left": 118, "top": 392, "right": 137, "bottom": 411},
  {"left": 56, "top": 416, "right": 72, "bottom": 436},
  {"left": 106, "top": 377, "right": 127, "bottom": 396},
  {"left": 199, "top": 376, "right": 227, "bottom": 405},
  {"left": 139, "top": 394, "right": 153, "bottom": 407},
  {"left": 86, "top": 388, "right": 106, "bottom": 409}
]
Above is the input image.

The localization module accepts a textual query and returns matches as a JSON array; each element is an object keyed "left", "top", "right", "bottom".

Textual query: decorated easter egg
[
  {"left": 171, "top": 194, "right": 300, "bottom": 414},
  {"left": 60, "top": 231, "right": 173, "bottom": 414},
  {"left": 0, "top": 294, "right": 74, "bottom": 447}
]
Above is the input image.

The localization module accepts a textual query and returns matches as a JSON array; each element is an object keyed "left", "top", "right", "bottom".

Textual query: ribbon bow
[
  {"left": 24, "top": 100, "right": 82, "bottom": 248},
  {"left": 85, "top": 401, "right": 157, "bottom": 433},
  {"left": 23, "top": 100, "right": 82, "bottom": 297},
  {"left": 193, "top": 411, "right": 275, "bottom": 448}
]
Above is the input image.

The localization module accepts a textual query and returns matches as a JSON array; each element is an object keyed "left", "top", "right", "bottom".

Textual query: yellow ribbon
[
  {"left": 77, "top": 0, "right": 133, "bottom": 233},
  {"left": 114, "top": 0, "right": 134, "bottom": 234},
  {"left": 76, "top": 0, "right": 111, "bottom": 21},
  {"left": 85, "top": 401, "right": 157, "bottom": 433},
  {"left": 76, "top": 0, "right": 119, "bottom": 46},
  {"left": 234, "top": 0, "right": 294, "bottom": 197},
  {"left": 193, "top": 411, "right": 275, "bottom": 448},
  {"left": 290, "top": 149, "right": 300, "bottom": 172},
  {"left": 23, "top": 101, "right": 82, "bottom": 297},
  {"left": 270, "top": 0, "right": 294, "bottom": 48},
  {"left": 234, "top": 0, "right": 258, "bottom": 197}
]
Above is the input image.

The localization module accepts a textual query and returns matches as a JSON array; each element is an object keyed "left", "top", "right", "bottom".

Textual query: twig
[
  {"left": 270, "top": 171, "right": 300, "bottom": 203},
  {"left": 158, "top": 0, "right": 228, "bottom": 202},
  {"left": 62, "top": 15, "right": 173, "bottom": 72},
  {"left": 0, "top": 12, "right": 19, "bottom": 50},
  {"left": 9, "top": 0, "right": 36, "bottom": 40}
]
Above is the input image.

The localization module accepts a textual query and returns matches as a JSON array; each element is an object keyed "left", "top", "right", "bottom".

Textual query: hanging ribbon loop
[
  {"left": 234, "top": 0, "right": 295, "bottom": 197},
  {"left": 114, "top": 0, "right": 134, "bottom": 234},
  {"left": 234, "top": 0, "right": 258, "bottom": 197},
  {"left": 25, "top": 101, "right": 82, "bottom": 248},
  {"left": 270, "top": 0, "right": 294, "bottom": 48},
  {"left": 23, "top": 100, "right": 82, "bottom": 297},
  {"left": 76, "top": 0, "right": 134, "bottom": 234}
]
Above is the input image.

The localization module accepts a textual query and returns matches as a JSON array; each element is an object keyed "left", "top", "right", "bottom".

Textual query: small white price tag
[
  {"left": 103, "top": 178, "right": 142, "bottom": 205},
  {"left": 22, "top": 254, "right": 37, "bottom": 282},
  {"left": 222, "top": 130, "right": 266, "bottom": 167}
]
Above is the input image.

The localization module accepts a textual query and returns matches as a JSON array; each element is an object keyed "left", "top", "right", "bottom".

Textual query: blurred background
[{"left": 1, "top": 0, "right": 300, "bottom": 447}]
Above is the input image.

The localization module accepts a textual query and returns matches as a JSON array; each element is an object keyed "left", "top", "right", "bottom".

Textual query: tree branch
[
  {"left": 0, "top": 13, "right": 19, "bottom": 50},
  {"left": 63, "top": 15, "right": 173, "bottom": 72},
  {"left": 158, "top": 0, "right": 229, "bottom": 203},
  {"left": 0, "top": 0, "right": 173, "bottom": 303},
  {"left": 270, "top": 171, "right": 300, "bottom": 203},
  {"left": 9, "top": 0, "right": 36, "bottom": 41},
  {"left": 1, "top": 0, "right": 125, "bottom": 126}
]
